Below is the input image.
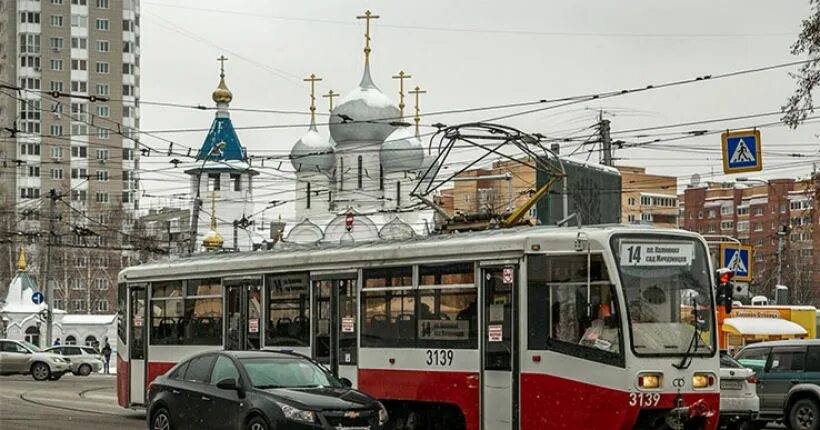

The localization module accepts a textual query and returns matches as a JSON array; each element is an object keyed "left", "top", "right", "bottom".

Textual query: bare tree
[{"left": 783, "top": 0, "right": 820, "bottom": 128}]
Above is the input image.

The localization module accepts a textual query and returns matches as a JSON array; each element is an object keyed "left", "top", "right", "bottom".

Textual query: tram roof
[{"left": 120, "top": 225, "right": 703, "bottom": 282}]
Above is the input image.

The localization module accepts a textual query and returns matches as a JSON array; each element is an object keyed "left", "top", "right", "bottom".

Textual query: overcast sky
[{"left": 137, "top": 0, "right": 818, "bottom": 223}]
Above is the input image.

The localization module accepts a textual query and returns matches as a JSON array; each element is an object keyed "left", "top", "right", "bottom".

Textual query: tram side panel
[{"left": 358, "top": 348, "right": 480, "bottom": 430}]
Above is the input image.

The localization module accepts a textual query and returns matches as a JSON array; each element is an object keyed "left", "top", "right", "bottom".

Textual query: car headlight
[
  {"left": 277, "top": 402, "right": 316, "bottom": 423},
  {"left": 378, "top": 402, "right": 389, "bottom": 425}
]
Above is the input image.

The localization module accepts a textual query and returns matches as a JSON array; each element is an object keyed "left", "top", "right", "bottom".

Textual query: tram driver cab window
[{"left": 527, "top": 254, "right": 624, "bottom": 366}]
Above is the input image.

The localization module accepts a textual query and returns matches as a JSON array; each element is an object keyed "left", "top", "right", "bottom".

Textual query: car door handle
[
  {"left": 171, "top": 389, "right": 180, "bottom": 395},
  {"left": 201, "top": 395, "right": 211, "bottom": 401}
]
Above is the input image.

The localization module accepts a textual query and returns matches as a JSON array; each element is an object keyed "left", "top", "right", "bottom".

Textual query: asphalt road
[{"left": 0, "top": 374, "right": 144, "bottom": 430}]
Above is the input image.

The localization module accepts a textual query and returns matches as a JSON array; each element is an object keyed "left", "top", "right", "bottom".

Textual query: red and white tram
[{"left": 117, "top": 226, "right": 722, "bottom": 429}]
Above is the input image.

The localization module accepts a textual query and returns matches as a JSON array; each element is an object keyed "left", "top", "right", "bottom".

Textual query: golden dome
[
  {"left": 202, "top": 228, "right": 224, "bottom": 251},
  {"left": 212, "top": 76, "right": 233, "bottom": 104},
  {"left": 17, "top": 245, "right": 27, "bottom": 272}
]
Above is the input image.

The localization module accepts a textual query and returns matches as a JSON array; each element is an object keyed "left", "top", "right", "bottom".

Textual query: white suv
[
  {"left": 719, "top": 352, "right": 760, "bottom": 430},
  {"left": 0, "top": 339, "right": 71, "bottom": 381}
]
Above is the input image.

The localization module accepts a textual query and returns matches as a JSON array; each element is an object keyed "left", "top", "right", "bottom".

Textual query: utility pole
[
  {"left": 45, "top": 189, "right": 57, "bottom": 346},
  {"left": 777, "top": 224, "right": 786, "bottom": 286},
  {"left": 189, "top": 177, "right": 203, "bottom": 254},
  {"left": 600, "top": 116, "right": 613, "bottom": 167}
]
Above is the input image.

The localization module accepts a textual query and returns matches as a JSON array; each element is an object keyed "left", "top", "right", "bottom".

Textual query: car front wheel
[
  {"left": 151, "top": 407, "right": 173, "bottom": 430},
  {"left": 78, "top": 364, "right": 92, "bottom": 376},
  {"left": 247, "top": 416, "right": 269, "bottom": 430},
  {"left": 30, "top": 362, "right": 50, "bottom": 381},
  {"left": 790, "top": 398, "right": 820, "bottom": 430}
]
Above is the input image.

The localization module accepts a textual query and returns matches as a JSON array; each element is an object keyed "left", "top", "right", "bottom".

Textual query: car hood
[{"left": 259, "top": 387, "right": 377, "bottom": 411}]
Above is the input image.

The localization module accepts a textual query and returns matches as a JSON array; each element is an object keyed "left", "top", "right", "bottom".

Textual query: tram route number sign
[
  {"left": 620, "top": 242, "right": 694, "bottom": 267},
  {"left": 488, "top": 324, "right": 503, "bottom": 342},
  {"left": 249, "top": 318, "right": 259, "bottom": 333},
  {"left": 342, "top": 317, "right": 355, "bottom": 333}
]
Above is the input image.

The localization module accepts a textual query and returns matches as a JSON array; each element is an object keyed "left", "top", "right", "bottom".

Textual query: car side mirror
[
  {"left": 216, "top": 378, "right": 238, "bottom": 390},
  {"left": 340, "top": 377, "right": 353, "bottom": 388}
]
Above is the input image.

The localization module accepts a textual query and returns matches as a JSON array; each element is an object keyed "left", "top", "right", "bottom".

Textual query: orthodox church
[
  {"left": 286, "top": 11, "right": 435, "bottom": 244},
  {"left": 185, "top": 56, "right": 257, "bottom": 252}
]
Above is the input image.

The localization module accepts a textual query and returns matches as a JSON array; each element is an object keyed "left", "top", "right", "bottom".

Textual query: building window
[
  {"left": 20, "top": 78, "right": 41, "bottom": 90},
  {"left": 95, "top": 40, "right": 109, "bottom": 52},
  {"left": 48, "top": 37, "right": 64, "bottom": 51},
  {"left": 71, "top": 146, "right": 88, "bottom": 158},
  {"left": 96, "top": 105, "right": 109, "bottom": 118},
  {"left": 641, "top": 213, "right": 653, "bottom": 222},
  {"left": 754, "top": 207, "right": 764, "bottom": 216},
  {"left": 19, "top": 33, "right": 41, "bottom": 54},
  {"left": 708, "top": 210, "right": 716, "bottom": 219},
  {"left": 20, "top": 55, "right": 41, "bottom": 69},
  {"left": 95, "top": 192, "right": 109, "bottom": 203},
  {"left": 71, "top": 81, "right": 88, "bottom": 93},
  {"left": 721, "top": 221, "right": 734, "bottom": 231},
  {"left": 627, "top": 214, "right": 636, "bottom": 223},
  {"left": 20, "top": 12, "right": 41, "bottom": 24},
  {"left": 70, "top": 15, "right": 88, "bottom": 28},
  {"left": 122, "top": 148, "right": 134, "bottom": 160},
  {"left": 790, "top": 199, "right": 811, "bottom": 211},
  {"left": 122, "top": 62, "right": 135, "bottom": 75},
  {"left": 96, "top": 149, "right": 109, "bottom": 160},
  {"left": 95, "top": 61, "right": 109, "bottom": 74},
  {"left": 51, "top": 15, "right": 64, "bottom": 27},
  {"left": 96, "top": 84, "right": 109, "bottom": 96},
  {"left": 49, "top": 80, "right": 64, "bottom": 93},
  {"left": 94, "top": 279, "right": 108, "bottom": 290},
  {"left": 737, "top": 221, "right": 749, "bottom": 232},
  {"left": 96, "top": 0, "right": 109, "bottom": 8},
  {"left": 628, "top": 197, "right": 636, "bottom": 206},
  {"left": 94, "top": 300, "right": 109, "bottom": 312},
  {"left": 50, "top": 147, "right": 64, "bottom": 160},
  {"left": 95, "top": 18, "right": 109, "bottom": 31},
  {"left": 71, "top": 168, "right": 87, "bottom": 179},
  {"left": 71, "top": 59, "right": 87, "bottom": 71},
  {"left": 50, "top": 168, "right": 64, "bottom": 180},
  {"left": 123, "top": 41, "right": 135, "bottom": 53},
  {"left": 721, "top": 205, "right": 733, "bottom": 216},
  {"left": 122, "top": 84, "right": 135, "bottom": 96},
  {"left": 71, "top": 0, "right": 87, "bottom": 5},
  {"left": 49, "top": 59, "right": 63, "bottom": 71},
  {"left": 754, "top": 223, "right": 763, "bottom": 232},
  {"left": 123, "top": 19, "right": 135, "bottom": 32},
  {"left": 707, "top": 225, "right": 716, "bottom": 233},
  {"left": 71, "top": 36, "right": 87, "bottom": 49},
  {"left": 96, "top": 170, "right": 108, "bottom": 181},
  {"left": 208, "top": 173, "right": 220, "bottom": 191},
  {"left": 72, "top": 300, "right": 86, "bottom": 311},
  {"left": 737, "top": 206, "right": 749, "bottom": 216}
]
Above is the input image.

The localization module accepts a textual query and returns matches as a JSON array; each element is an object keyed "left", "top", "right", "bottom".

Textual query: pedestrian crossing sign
[
  {"left": 722, "top": 130, "right": 762, "bottom": 174},
  {"left": 719, "top": 244, "right": 753, "bottom": 282}
]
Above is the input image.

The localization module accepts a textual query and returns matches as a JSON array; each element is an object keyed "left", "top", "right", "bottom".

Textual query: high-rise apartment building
[
  {"left": 0, "top": 0, "right": 140, "bottom": 315},
  {"left": 681, "top": 176, "right": 820, "bottom": 304}
]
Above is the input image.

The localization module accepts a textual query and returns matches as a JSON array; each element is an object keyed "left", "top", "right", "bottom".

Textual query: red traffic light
[{"left": 720, "top": 271, "right": 734, "bottom": 284}]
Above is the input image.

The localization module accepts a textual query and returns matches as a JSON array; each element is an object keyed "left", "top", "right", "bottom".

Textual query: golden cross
[
  {"left": 303, "top": 73, "right": 323, "bottom": 123},
  {"left": 392, "top": 70, "right": 412, "bottom": 119},
  {"left": 217, "top": 55, "right": 228, "bottom": 77},
  {"left": 323, "top": 89, "right": 340, "bottom": 112},
  {"left": 408, "top": 86, "right": 427, "bottom": 137},
  {"left": 356, "top": 10, "right": 380, "bottom": 64}
]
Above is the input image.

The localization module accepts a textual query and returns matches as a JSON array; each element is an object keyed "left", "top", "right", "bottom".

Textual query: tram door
[
  {"left": 224, "top": 278, "right": 263, "bottom": 350},
  {"left": 312, "top": 275, "right": 358, "bottom": 385},
  {"left": 481, "top": 265, "right": 519, "bottom": 430},
  {"left": 128, "top": 285, "right": 147, "bottom": 405}
]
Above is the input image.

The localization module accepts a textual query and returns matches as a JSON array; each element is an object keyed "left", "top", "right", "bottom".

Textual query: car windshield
[
  {"left": 240, "top": 357, "right": 342, "bottom": 389},
  {"left": 612, "top": 236, "right": 714, "bottom": 356},
  {"left": 22, "top": 341, "right": 42, "bottom": 352}
]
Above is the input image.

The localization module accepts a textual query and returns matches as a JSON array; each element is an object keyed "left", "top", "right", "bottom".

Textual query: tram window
[
  {"left": 419, "top": 263, "right": 475, "bottom": 286},
  {"left": 266, "top": 273, "right": 310, "bottom": 347},
  {"left": 418, "top": 287, "right": 478, "bottom": 349},
  {"left": 361, "top": 289, "right": 417, "bottom": 348},
  {"left": 117, "top": 283, "right": 126, "bottom": 342},
  {"left": 184, "top": 279, "right": 223, "bottom": 345},
  {"left": 151, "top": 279, "right": 222, "bottom": 346},
  {"left": 527, "top": 255, "right": 623, "bottom": 366},
  {"left": 363, "top": 267, "right": 412, "bottom": 288}
]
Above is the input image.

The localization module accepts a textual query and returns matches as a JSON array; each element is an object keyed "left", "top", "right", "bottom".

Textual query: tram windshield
[{"left": 612, "top": 236, "right": 714, "bottom": 357}]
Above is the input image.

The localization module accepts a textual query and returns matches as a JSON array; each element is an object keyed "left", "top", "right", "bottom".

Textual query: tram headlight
[
  {"left": 377, "top": 401, "right": 389, "bottom": 426},
  {"left": 277, "top": 402, "right": 316, "bottom": 423},
  {"left": 637, "top": 373, "right": 662, "bottom": 389},
  {"left": 692, "top": 373, "right": 715, "bottom": 389}
]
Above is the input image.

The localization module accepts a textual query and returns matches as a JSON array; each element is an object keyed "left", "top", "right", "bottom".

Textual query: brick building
[{"left": 681, "top": 176, "right": 820, "bottom": 304}]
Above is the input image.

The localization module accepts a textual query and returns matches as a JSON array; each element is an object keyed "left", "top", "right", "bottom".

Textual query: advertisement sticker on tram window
[
  {"left": 619, "top": 242, "right": 694, "bottom": 267},
  {"left": 248, "top": 318, "right": 259, "bottom": 333},
  {"left": 419, "top": 320, "right": 470, "bottom": 340},
  {"left": 133, "top": 315, "right": 143, "bottom": 327},
  {"left": 342, "top": 317, "right": 355, "bottom": 333},
  {"left": 488, "top": 324, "right": 503, "bottom": 342},
  {"left": 502, "top": 267, "right": 514, "bottom": 284}
]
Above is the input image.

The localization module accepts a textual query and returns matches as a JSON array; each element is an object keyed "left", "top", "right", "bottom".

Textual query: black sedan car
[{"left": 147, "top": 350, "right": 388, "bottom": 430}]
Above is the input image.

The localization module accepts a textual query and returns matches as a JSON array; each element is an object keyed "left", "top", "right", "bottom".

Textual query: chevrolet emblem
[{"left": 343, "top": 411, "right": 360, "bottom": 419}]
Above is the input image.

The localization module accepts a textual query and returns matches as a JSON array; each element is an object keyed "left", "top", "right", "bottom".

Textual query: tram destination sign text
[{"left": 620, "top": 242, "right": 694, "bottom": 267}]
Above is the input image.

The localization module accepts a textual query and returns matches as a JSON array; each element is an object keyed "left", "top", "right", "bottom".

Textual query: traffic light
[{"left": 716, "top": 268, "right": 735, "bottom": 313}]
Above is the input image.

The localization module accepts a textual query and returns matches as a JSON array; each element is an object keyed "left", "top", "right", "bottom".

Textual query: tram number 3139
[
  {"left": 629, "top": 392, "right": 661, "bottom": 407},
  {"left": 426, "top": 349, "right": 454, "bottom": 366}
]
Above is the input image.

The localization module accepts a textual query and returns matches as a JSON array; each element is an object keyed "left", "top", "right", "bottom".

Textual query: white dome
[
  {"left": 328, "top": 65, "right": 400, "bottom": 145},
  {"left": 290, "top": 127, "right": 335, "bottom": 174},
  {"left": 381, "top": 127, "right": 424, "bottom": 173}
]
